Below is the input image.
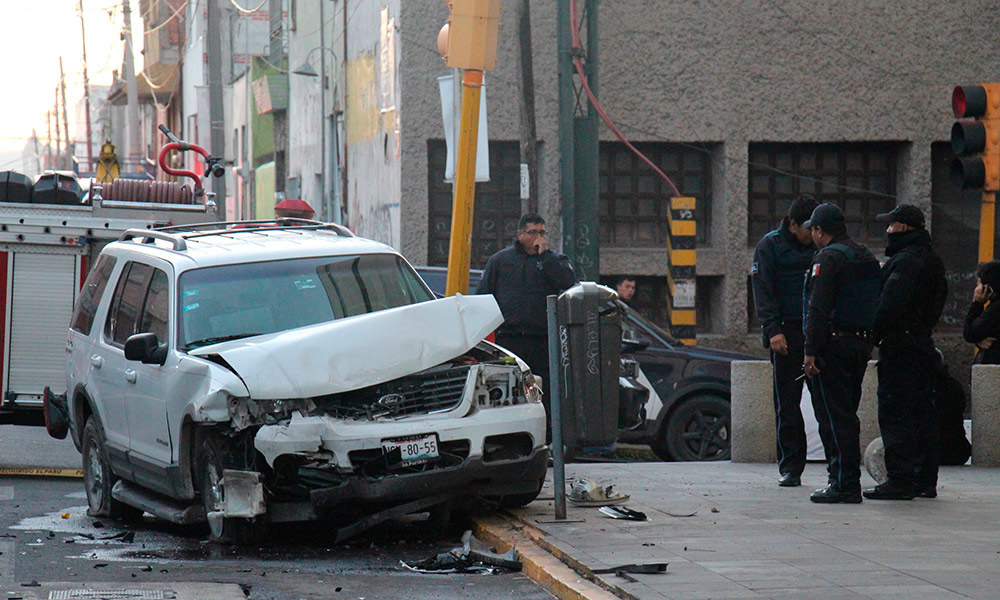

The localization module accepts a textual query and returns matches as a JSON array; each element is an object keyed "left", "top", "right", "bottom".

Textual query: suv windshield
[{"left": 178, "top": 253, "right": 433, "bottom": 349}]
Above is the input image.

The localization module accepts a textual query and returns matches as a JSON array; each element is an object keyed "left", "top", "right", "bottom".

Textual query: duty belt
[{"left": 830, "top": 329, "right": 872, "bottom": 342}]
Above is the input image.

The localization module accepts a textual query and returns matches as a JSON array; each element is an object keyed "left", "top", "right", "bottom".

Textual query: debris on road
[
  {"left": 400, "top": 530, "right": 521, "bottom": 574},
  {"left": 598, "top": 505, "right": 647, "bottom": 521},
  {"left": 568, "top": 479, "right": 629, "bottom": 507}
]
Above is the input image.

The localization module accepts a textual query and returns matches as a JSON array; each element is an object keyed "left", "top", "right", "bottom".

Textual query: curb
[
  {"left": 471, "top": 512, "right": 633, "bottom": 600},
  {"left": 0, "top": 467, "right": 83, "bottom": 478}
]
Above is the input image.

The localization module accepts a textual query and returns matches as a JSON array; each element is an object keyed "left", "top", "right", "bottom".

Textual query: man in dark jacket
[
  {"left": 477, "top": 213, "right": 576, "bottom": 434},
  {"left": 751, "top": 194, "right": 818, "bottom": 487},
  {"left": 866, "top": 205, "right": 947, "bottom": 500},
  {"left": 802, "top": 203, "right": 881, "bottom": 503}
]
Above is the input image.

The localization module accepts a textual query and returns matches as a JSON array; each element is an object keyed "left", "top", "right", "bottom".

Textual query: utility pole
[
  {"left": 207, "top": 0, "right": 227, "bottom": 215},
  {"left": 60, "top": 57, "right": 72, "bottom": 168},
  {"left": 557, "top": 0, "right": 599, "bottom": 281},
  {"left": 32, "top": 129, "right": 42, "bottom": 175},
  {"left": 514, "top": 0, "right": 538, "bottom": 214},
  {"left": 78, "top": 0, "right": 95, "bottom": 172},
  {"left": 46, "top": 111, "right": 53, "bottom": 170},
  {"left": 122, "top": 0, "right": 141, "bottom": 163},
  {"left": 320, "top": 0, "right": 330, "bottom": 221},
  {"left": 53, "top": 89, "right": 63, "bottom": 170}
]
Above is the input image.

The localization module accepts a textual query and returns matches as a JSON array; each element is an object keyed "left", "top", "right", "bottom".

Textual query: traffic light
[
  {"left": 437, "top": 0, "right": 501, "bottom": 71},
  {"left": 951, "top": 83, "right": 1000, "bottom": 190}
]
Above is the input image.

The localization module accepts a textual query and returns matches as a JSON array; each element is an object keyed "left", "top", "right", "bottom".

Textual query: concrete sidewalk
[{"left": 498, "top": 461, "right": 1000, "bottom": 600}]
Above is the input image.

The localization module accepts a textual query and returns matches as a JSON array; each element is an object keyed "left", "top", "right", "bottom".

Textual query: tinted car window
[
  {"left": 105, "top": 262, "right": 154, "bottom": 346},
  {"left": 140, "top": 268, "right": 170, "bottom": 342},
  {"left": 178, "top": 254, "right": 433, "bottom": 349},
  {"left": 70, "top": 254, "right": 118, "bottom": 335}
]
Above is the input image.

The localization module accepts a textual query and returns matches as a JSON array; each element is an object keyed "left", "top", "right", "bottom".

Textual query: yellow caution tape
[{"left": 0, "top": 467, "right": 84, "bottom": 478}]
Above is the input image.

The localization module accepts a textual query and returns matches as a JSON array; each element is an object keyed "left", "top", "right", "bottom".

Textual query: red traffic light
[{"left": 954, "top": 85, "right": 989, "bottom": 118}]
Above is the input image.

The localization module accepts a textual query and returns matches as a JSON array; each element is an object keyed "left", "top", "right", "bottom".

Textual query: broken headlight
[
  {"left": 475, "top": 364, "right": 542, "bottom": 408},
  {"left": 228, "top": 396, "right": 316, "bottom": 427}
]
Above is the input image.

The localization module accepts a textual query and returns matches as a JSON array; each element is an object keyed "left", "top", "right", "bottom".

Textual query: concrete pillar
[
  {"left": 971, "top": 365, "right": 1000, "bottom": 466},
  {"left": 730, "top": 360, "right": 776, "bottom": 463},
  {"left": 731, "top": 360, "right": 881, "bottom": 465},
  {"left": 859, "top": 360, "right": 881, "bottom": 450}
]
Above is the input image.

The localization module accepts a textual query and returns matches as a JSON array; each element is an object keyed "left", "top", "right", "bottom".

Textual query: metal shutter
[{"left": 8, "top": 252, "right": 76, "bottom": 398}]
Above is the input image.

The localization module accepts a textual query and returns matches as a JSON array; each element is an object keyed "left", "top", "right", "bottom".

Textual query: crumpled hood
[{"left": 189, "top": 294, "right": 503, "bottom": 400}]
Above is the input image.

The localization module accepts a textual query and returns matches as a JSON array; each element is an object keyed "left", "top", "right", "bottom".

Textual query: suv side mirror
[
  {"left": 622, "top": 332, "right": 651, "bottom": 353},
  {"left": 124, "top": 333, "right": 167, "bottom": 365}
]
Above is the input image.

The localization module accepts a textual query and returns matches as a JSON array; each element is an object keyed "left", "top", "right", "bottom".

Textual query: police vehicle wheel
[
  {"left": 82, "top": 417, "right": 143, "bottom": 520},
  {"left": 663, "top": 395, "right": 731, "bottom": 462},
  {"left": 197, "top": 433, "right": 266, "bottom": 545}
]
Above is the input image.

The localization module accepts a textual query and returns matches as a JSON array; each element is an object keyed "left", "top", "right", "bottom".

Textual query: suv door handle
[
  {"left": 124, "top": 369, "right": 137, "bottom": 384},
  {"left": 90, "top": 355, "right": 103, "bottom": 369}
]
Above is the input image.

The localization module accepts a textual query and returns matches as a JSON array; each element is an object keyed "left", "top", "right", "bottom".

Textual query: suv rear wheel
[
  {"left": 197, "top": 432, "right": 266, "bottom": 544},
  {"left": 82, "top": 417, "right": 143, "bottom": 520},
  {"left": 658, "top": 395, "right": 731, "bottom": 462}
]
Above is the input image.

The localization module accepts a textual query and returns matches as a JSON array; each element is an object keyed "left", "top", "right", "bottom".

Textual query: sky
[{"left": 0, "top": 1, "right": 143, "bottom": 171}]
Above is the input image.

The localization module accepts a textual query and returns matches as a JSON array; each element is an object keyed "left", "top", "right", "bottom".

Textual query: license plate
[{"left": 382, "top": 434, "right": 439, "bottom": 465}]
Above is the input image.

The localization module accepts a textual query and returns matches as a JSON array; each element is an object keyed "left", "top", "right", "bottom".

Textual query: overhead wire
[
  {"left": 568, "top": 0, "right": 680, "bottom": 198},
  {"left": 600, "top": 2, "right": 899, "bottom": 200},
  {"left": 144, "top": 0, "right": 187, "bottom": 35},
  {"left": 397, "top": 28, "right": 899, "bottom": 202},
  {"left": 229, "top": 0, "right": 268, "bottom": 14}
]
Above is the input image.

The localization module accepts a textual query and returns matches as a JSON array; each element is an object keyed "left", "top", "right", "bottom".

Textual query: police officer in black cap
[
  {"left": 801, "top": 203, "right": 881, "bottom": 503},
  {"left": 751, "top": 194, "right": 819, "bottom": 487},
  {"left": 865, "top": 204, "right": 947, "bottom": 500}
]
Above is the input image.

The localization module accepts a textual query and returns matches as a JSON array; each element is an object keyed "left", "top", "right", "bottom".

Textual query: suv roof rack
[
  {"left": 156, "top": 218, "right": 355, "bottom": 239},
  {"left": 119, "top": 229, "right": 188, "bottom": 251}
]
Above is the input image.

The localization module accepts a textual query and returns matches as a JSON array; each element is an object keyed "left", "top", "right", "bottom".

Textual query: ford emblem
[{"left": 377, "top": 393, "right": 405, "bottom": 408}]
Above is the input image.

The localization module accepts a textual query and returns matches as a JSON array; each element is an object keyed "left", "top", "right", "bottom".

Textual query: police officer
[
  {"left": 866, "top": 205, "right": 946, "bottom": 500},
  {"left": 751, "top": 194, "right": 818, "bottom": 487},
  {"left": 802, "top": 203, "right": 881, "bottom": 503}
]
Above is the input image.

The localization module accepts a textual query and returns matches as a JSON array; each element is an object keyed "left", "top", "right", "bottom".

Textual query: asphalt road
[{"left": 0, "top": 425, "right": 554, "bottom": 600}]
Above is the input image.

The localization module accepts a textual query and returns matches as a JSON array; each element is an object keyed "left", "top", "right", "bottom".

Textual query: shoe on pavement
[
  {"left": 810, "top": 485, "right": 862, "bottom": 504},
  {"left": 915, "top": 486, "right": 937, "bottom": 498},
  {"left": 778, "top": 473, "right": 801, "bottom": 487},
  {"left": 863, "top": 483, "right": 915, "bottom": 500}
]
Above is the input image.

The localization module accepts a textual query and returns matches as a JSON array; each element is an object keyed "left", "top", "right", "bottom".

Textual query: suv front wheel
[
  {"left": 82, "top": 417, "right": 143, "bottom": 520},
  {"left": 197, "top": 432, "right": 266, "bottom": 544}
]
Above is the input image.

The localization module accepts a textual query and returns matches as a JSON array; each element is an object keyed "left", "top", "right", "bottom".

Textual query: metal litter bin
[{"left": 556, "top": 282, "right": 622, "bottom": 449}]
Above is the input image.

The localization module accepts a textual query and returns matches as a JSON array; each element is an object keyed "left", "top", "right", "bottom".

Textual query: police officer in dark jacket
[
  {"left": 751, "top": 194, "right": 818, "bottom": 487},
  {"left": 477, "top": 213, "right": 576, "bottom": 433},
  {"left": 866, "top": 205, "right": 947, "bottom": 500},
  {"left": 802, "top": 203, "right": 881, "bottom": 504}
]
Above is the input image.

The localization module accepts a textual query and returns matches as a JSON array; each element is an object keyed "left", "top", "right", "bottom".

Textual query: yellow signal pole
[
  {"left": 980, "top": 191, "right": 995, "bottom": 263},
  {"left": 438, "top": 0, "right": 501, "bottom": 296},
  {"left": 445, "top": 69, "right": 484, "bottom": 297}
]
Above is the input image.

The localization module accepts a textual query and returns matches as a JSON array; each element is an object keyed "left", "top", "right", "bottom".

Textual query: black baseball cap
[
  {"left": 803, "top": 202, "right": 845, "bottom": 230},
  {"left": 876, "top": 204, "right": 925, "bottom": 229}
]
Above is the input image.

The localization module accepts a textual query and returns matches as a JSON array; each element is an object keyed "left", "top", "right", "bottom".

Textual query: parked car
[
  {"left": 413, "top": 266, "right": 753, "bottom": 461},
  {"left": 53, "top": 222, "right": 548, "bottom": 543},
  {"left": 616, "top": 302, "right": 754, "bottom": 462}
]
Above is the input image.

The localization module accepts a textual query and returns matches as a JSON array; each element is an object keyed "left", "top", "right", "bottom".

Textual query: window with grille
[
  {"left": 748, "top": 142, "right": 899, "bottom": 245},
  {"left": 599, "top": 142, "right": 713, "bottom": 246},
  {"left": 427, "top": 140, "right": 523, "bottom": 269}
]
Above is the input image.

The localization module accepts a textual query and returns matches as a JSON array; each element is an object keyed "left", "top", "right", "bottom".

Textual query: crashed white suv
[{"left": 62, "top": 221, "right": 547, "bottom": 542}]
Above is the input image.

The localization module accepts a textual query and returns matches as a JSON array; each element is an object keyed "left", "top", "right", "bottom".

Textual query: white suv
[{"left": 62, "top": 220, "right": 547, "bottom": 543}]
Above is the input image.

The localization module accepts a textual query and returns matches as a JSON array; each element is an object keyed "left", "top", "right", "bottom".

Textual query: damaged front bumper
[{"left": 252, "top": 401, "right": 547, "bottom": 514}]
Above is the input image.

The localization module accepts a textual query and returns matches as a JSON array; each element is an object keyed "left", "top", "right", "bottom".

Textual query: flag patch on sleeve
[
  {"left": 750, "top": 262, "right": 758, "bottom": 275},
  {"left": 811, "top": 264, "right": 821, "bottom": 277}
]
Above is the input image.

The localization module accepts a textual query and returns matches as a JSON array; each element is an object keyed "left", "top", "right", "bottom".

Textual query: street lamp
[{"left": 292, "top": 45, "right": 339, "bottom": 223}]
